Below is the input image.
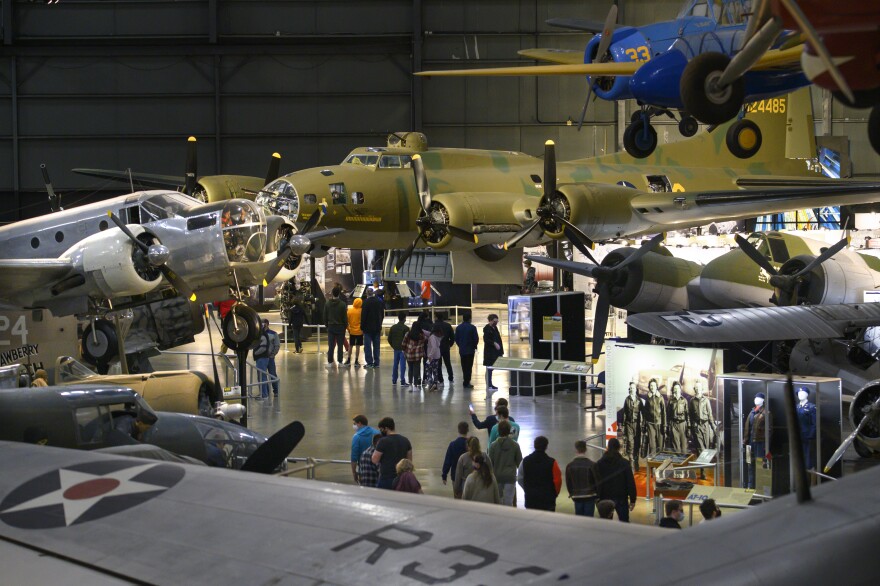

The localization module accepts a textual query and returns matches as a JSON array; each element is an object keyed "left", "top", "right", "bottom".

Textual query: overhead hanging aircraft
[
  {"left": 252, "top": 91, "right": 880, "bottom": 286},
  {"left": 72, "top": 136, "right": 282, "bottom": 203},
  {"left": 0, "top": 426, "right": 878, "bottom": 584},
  {"left": 678, "top": 0, "right": 880, "bottom": 154},
  {"left": 416, "top": 0, "right": 808, "bottom": 158}
]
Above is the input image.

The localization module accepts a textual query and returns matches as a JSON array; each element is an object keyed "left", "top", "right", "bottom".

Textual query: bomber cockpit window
[
  {"left": 221, "top": 200, "right": 267, "bottom": 262},
  {"left": 344, "top": 154, "right": 379, "bottom": 166},
  {"left": 140, "top": 192, "right": 192, "bottom": 222},
  {"left": 379, "top": 155, "right": 413, "bottom": 169},
  {"left": 256, "top": 179, "right": 299, "bottom": 222}
]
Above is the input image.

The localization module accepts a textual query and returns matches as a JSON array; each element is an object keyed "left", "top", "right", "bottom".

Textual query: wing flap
[
  {"left": 517, "top": 48, "right": 585, "bottom": 65},
  {"left": 627, "top": 303, "right": 880, "bottom": 343}
]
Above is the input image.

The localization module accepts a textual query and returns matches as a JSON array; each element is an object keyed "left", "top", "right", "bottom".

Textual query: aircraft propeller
[
  {"left": 184, "top": 136, "right": 198, "bottom": 197},
  {"left": 575, "top": 4, "right": 618, "bottom": 131},
  {"left": 264, "top": 152, "right": 282, "bottom": 186},
  {"left": 504, "top": 141, "right": 600, "bottom": 265},
  {"left": 823, "top": 394, "right": 880, "bottom": 473},
  {"left": 106, "top": 211, "right": 197, "bottom": 302},
  {"left": 393, "top": 154, "right": 477, "bottom": 273},
  {"left": 734, "top": 234, "right": 848, "bottom": 306},
  {"left": 262, "top": 202, "right": 342, "bottom": 285}
]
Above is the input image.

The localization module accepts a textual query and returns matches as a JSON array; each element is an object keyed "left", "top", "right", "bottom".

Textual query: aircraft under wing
[
  {"left": 1, "top": 441, "right": 880, "bottom": 584},
  {"left": 416, "top": 46, "right": 801, "bottom": 78},
  {"left": 0, "top": 259, "right": 75, "bottom": 298},
  {"left": 73, "top": 168, "right": 185, "bottom": 191},
  {"left": 517, "top": 48, "right": 585, "bottom": 65},
  {"left": 627, "top": 303, "right": 880, "bottom": 343}
]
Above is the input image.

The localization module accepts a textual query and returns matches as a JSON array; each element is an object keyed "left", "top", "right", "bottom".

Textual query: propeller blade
[
  {"left": 264, "top": 152, "right": 282, "bottom": 185},
  {"left": 779, "top": 0, "right": 855, "bottom": 104},
  {"left": 503, "top": 219, "right": 542, "bottom": 250},
  {"left": 241, "top": 420, "right": 305, "bottom": 474},
  {"left": 591, "top": 283, "right": 612, "bottom": 363},
  {"left": 525, "top": 255, "right": 599, "bottom": 279},
  {"left": 412, "top": 154, "right": 432, "bottom": 213},
  {"left": 394, "top": 234, "right": 423, "bottom": 274},
  {"left": 576, "top": 83, "right": 593, "bottom": 132},
  {"left": 823, "top": 396, "right": 880, "bottom": 473},
  {"left": 614, "top": 232, "right": 664, "bottom": 271},
  {"left": 576, "top": 0, "right": 616, "bottom": 132},
  {"left": 300, "top": 206, "right": 324, "bottom": 235},
  {"left": 735, "top": 233, "right": 779, "bottom": 276},
  {"left": 184, "top": 136, "right": 198, "bottom": 196},
  {"left": 543, "top": 140, "right": 556, "bottom": 200},
  {"left": 793, "top": 237, "right": 848, "bottom": 278},
  {"left": 107, "top": 212, "right": 150, "bottom": 254},
  {"left": 203, "top": 304, "right": 224, "bottom": 405},
  {"left": 159, "top": 265, "right": 197, "bottom": 302},
  {"left": 447, "top": 225, "right": 478, "bottom": 243},
  {"left": 262, "top": 247, "right": 295, "bottom": 286},
  {"left": 558, "top": 219, "right": 598, "bottom": 264}
]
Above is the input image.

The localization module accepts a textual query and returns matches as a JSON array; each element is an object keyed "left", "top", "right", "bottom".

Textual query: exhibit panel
[{"left": 716, "top": 374, "right": 842, "bottom": 497}]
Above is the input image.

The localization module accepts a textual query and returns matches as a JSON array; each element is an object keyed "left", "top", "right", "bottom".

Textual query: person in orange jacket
[{"left": 346, "top": 297, "right": 364, "bottom": 367}]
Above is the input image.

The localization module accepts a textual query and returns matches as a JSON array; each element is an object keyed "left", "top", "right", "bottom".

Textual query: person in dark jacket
[
  {"left": 595, "top": 438, "right": 638, "bottom": 522},
  {"left": 360, "top": 288, "right": 385, "bottom": 369},
  {"left": 517, "top": 436, "right": 561, "bottom": 511},
  {"left": 285, "top": 298, "right": 306, "bottom": 353},
  {"left": 434, "top": 313, "right": 455, "bottom": 384},
  {"left": 441, "top": 421, "right": 470, "bottom": 498},
  {"left": 483, "top": 314, "right": 503, "bottom": 390},
  {"left": 323, "top": 286, "right": 348, "bottom": 367},
  {"left": 659, "top": 499, "right": 684, "bottom": 529},
  {"left": 565, "top": 440, "right": 599, "bottom": 517},
  {"left": 454, "top": 312, "right": 479, "bottom": 389},
  {"left": 470, "top": 397, "right": 515, "bottom": 439},
  {"left": 387, "top": 314, "right": 409, "bottom": 385}
]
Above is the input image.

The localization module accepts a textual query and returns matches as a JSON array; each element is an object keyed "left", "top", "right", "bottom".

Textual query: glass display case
[{"left": 715, "top": 373, "right": 842, "bottom": 497}]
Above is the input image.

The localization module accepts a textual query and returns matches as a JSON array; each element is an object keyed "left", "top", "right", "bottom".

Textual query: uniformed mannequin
[
  {"left": 641, "top": 379, "right": 666, "bottom": 456},
  {"left": 621, "top": 380, "right": 643, "bottom": 470},
  {"left": 666, "top": 382, "right": 690, "bottom": 453},
  {"left": 743, "top": 392, "right": 770, "bottom": 489},
  {"left": 796, "top": 387, "right": 817, "bottom": 470},
  {"left": 689, "top": 381, "right": 714, "bottom": 463}
]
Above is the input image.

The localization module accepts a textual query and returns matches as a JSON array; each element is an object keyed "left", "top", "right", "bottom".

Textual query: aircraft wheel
[
  {"left": 630, "top": 111, "right": 643, "bottom": 124},
  {"left": 679, "top": 115, "right": 699, "bottom": 137},
  {"left": 81, "top": 319, "right": 119, "bottom": 367},
  {"left": 680, "top": 52, "right": 745, "bottom": 125},
  {"left": 623, "top": 119, "right": 658, "bottom": 159},
  {"left": 726, "top": 119, "right": 763, "bottom": 159},
  {"left": 221, "top": 304, "right": 262, "bottom": 351},
  {"left": 868, "top": 107, "right": 880, "bottom": 157}
]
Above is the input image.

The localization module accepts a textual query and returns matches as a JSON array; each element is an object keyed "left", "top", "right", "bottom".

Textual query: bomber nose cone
[{"left": 147, "top": 244, "right": 171, "bottom": 266}]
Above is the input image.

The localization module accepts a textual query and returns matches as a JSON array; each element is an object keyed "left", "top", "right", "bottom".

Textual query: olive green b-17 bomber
[{"left": 254, "top": 90, "right": 880, "bottom": 285}]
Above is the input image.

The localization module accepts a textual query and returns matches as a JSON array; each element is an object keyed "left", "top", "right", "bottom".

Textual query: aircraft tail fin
[{"left": 592, "top": 88, "right": 817, "bottom": 174}]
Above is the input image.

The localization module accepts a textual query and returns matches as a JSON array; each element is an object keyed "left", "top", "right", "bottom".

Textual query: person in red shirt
[{"left": 420, "top": 280, "right": 432, "bottom": 306}]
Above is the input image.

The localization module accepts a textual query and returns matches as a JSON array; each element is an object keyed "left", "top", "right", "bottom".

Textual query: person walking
[
  {"left": 350, "top": 415, "right": 379, "bottom": 484},
  {"left": 435, "top": 313, "right": 455, "bottom": 384},
  {"left": 425, "top": 323, "right": 444, "bottom": 392},
  {"left": 387, "top": 314, "right": 409, "bottom": 385},
  {"left": 462, "top": 454, "right": 501, "bottom": 504},
  {"left": 264, "top": 319, "right": 281, "bottom": 397},
  {"left": 357, "top": 433, "right": 381, "bottom": 488},
  {"left": 595, "top": 438, "right": 638, "bottom": 522},
  {"left": 252, "top": 320, "right": 272, "bottom": 399},
  {"left": 323, "top": 286, "right": 348, "bottom": 368},
  {"left": 483, "top": 314, "right": 503, "bottom": 390},
  {"left": 470, "top": 398, "right": 515, "bottom": 440},
  {"left": 371, "top": 417, "right": 413, "bottom": 490},
  {"left": 393, "top": 459, "right": 423, "bottom": 494},
  {"left": 401, "top": 323, "right": 425, "bottom": 388},
  {"left": 285, "top": 297, "right": 306, "bottom": 353},
  {"left": 488, "top": 405, "right": 520, "bottom": 445},
  {"left": 454, "top": 437, "right": 492, "bottom": 498},
  {"left": 517, "top": 436, "right": 562, "bottom": 512},
  {"left": 361, "top": 288, "right": 385, "bottom": 369},
  {"left": 565, "top": 440, "right": 599, "bottom": 517},
  {"left": 454, "top": 311, "right": 479, "bottom": 388},
  {"left": 487, "top": 420, "right": 522, "bottom": 507},
  {"left": 442, "top": 421, "right": 470, "bottom": 498},
  {"left": 345, "top": 297, "right": 364, "bottom": 367}
]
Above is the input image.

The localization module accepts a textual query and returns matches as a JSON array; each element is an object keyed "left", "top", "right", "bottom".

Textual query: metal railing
[
  {"left": 158, "top": 349, "right": 279, "bottom": 399},
  {"left": 278, "top": 457, "right": 350, "bottom": 479},
  {"left": 584, "top": 432, "right": 606, "bottom": 454}
]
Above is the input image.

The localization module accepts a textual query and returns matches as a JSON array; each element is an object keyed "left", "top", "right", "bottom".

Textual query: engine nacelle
[
  {"left": 781, "top": 254, "right": 878, "bottom": 306},
  {"left": 602, "top": 247, "right": 702, "bottom": 313},
  {"left": 553, "top": 183, "right": 651, "bottom": 241},
  {"left": 65, "top": 225, "right": 164, "bottom": 298},
  {"left": 849, "top": 382, "right": 880, "bottom": 454},
  {"left": 265, "top": 219, "right": 302, "bottom": 282}
]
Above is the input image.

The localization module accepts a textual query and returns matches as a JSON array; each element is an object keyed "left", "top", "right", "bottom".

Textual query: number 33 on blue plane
[{"left": 417, "top": 0, "right": 809, "bottom": 159}]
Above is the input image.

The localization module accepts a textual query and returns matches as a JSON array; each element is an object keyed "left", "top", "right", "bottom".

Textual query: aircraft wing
[
  {"left": 73, "top": 168, "right": 185, "bottom": 190},
  {"left": 525, "top": 256, "right": 598, "bottom": 277},
  {"left": 517, "top": 48, "right": 585, "bottom": 65},
  {"left": 545, "top": 17, "right": 616, "bottom": 33},
  {"left": 627, "top": 303, "right": 880, "bottom": 343},
  {"left": 0, "top": 441, "right": 659, "bottom": 584},
  {"left": 0, "top": 259, "right": 76, "bottom": 298}
]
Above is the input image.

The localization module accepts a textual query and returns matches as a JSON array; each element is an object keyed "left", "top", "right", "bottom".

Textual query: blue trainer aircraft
[{"left": 418, "top": 0, "right": 808, "bottom": 160}]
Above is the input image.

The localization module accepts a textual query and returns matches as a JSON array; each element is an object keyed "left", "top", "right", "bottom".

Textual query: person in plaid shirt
[{"left": 358, "top": 433, "right": 381, "bottom": 488}]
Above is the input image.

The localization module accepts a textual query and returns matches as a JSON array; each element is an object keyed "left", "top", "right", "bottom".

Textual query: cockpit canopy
[
  {"left": 256, "top": 179, "right": 299, "bottom": 223},
  {"left": 678, "top": 0, "right": 750, "bottom": 25}
]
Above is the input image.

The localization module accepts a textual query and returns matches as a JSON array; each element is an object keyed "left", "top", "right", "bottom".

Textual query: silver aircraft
[
  {"left": 0, "top": 437, "right": 876, "bottom": 584},
  {"left": 0, "top": 189, "right": 339, "bottom": 349}
]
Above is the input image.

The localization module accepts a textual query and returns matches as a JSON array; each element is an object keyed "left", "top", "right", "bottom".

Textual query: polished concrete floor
[{"left": 150, "top": 303, "right": 873, "bottom": 525}]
